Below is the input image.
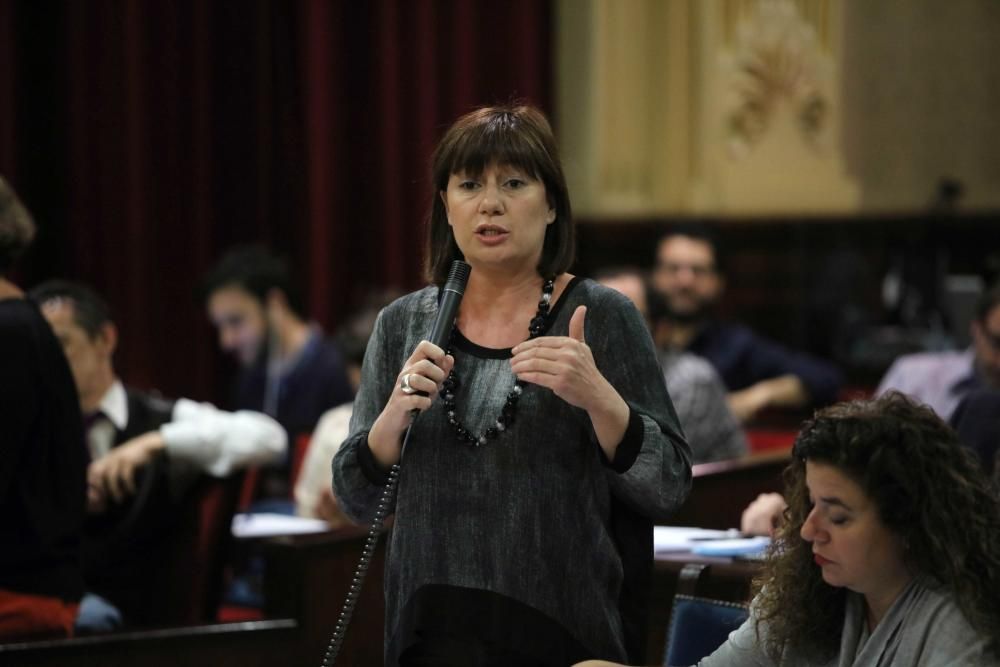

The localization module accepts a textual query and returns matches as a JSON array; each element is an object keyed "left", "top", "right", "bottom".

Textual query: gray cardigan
[
  {"left": 332, "top": 278, "right": 691, "bottom": 661},
  {"left": 698, "top": 577, "right": 997, "bottom": 666}
]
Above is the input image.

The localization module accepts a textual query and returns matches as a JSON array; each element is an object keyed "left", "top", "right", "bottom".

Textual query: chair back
[
  {"left": 663, "top": 594, "right": 748, "bottom": 666},
  {"left": 158, "top": 473, "right": 244, "bottom": 624}
]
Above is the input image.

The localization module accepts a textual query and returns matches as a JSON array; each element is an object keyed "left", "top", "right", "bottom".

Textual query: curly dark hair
[{"left": 751, "top": 391, "right": 1000, "bottom": 662}]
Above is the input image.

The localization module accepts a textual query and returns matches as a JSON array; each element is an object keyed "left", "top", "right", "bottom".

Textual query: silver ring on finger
[{"left": 400, "top": 373, "right": 418, "bottom": 395}]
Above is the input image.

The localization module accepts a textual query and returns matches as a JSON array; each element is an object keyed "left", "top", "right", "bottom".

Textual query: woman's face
[
  {"left": 441, "top": 162, "right": 555, "bottom": 275},
  {"left": 799, "top": 461, "right": 909, "bottom": 600}
]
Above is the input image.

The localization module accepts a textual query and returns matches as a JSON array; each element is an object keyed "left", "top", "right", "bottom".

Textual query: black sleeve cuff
[
  {"left": 600, "top": 406, "right": 644, "bottom": 474},
  {"left": 356, "top": 433, "right": 392, "bottom": 487}
]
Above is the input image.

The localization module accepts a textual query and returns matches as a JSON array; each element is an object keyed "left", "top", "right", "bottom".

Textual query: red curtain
[{"left": 0, "top": 0, "right": 552, "bottom": 403}]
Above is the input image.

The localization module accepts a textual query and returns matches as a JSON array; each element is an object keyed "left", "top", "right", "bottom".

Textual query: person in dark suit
[
  {"left": 652, "top": 223, "right": 843, "bottom": 423},
  {"left": 0, "top": 176, "right": 87, "bottom": 640},
  {"left": 201, "top": 245, "right": 354, "bottom": 502},
  {"left": 950, "top": 388, "right": 1000, "bottom": 478},
  {"left": 30, "top": 280, "right": 286, "bottom": 627}
]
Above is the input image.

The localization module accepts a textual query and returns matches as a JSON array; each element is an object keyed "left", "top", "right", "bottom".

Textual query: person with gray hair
[
  {"left": 0, "top": 176, "right": 88, "bottom": 639},
  {"left": 595, "top": 266, "right": 748, "bottom": 464}
]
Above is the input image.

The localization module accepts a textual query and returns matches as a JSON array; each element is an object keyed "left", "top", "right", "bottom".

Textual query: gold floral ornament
[{"left": 724, "top": 0, "right": 831, "bottom": 159}]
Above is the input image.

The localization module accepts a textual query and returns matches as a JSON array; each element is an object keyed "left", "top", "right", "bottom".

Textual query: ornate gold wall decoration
[
  {"left": 557, "top": 0, "right": 860, "bottom": 216},
  {"left": 724, "top": 0, "right": 830, "bottom": 159}
]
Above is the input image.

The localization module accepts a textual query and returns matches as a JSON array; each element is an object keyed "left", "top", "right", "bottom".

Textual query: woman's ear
[{"left": 440, "top": 191, "right": 451, "bottom": 225}]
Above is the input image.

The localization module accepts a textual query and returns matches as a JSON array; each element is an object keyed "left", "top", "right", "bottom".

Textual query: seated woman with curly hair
[{"left": 578, "top": 391, "right": 1000, "bottom": 666}]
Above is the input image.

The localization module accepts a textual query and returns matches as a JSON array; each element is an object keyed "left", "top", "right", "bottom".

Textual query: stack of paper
[
  {"left": 231, "top": 512, "right": 331, "bottom": 539},
  {"left": 653, "top": 526, "right": 740, "bottom": 554},
  {"left": 690, "top": 536, "right": 771, "bottom": 558}
]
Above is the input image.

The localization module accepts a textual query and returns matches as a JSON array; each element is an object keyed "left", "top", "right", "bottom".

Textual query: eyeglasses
[{"left": 655, "top": 262, "right": 716, "bottom": 278}]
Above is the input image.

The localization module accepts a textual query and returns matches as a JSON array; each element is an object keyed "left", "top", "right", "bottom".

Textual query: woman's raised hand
[
  {"left": 511, "top": 306, "right": 606, "bottom": 411},
  {"left": 511, "top": 306, "right": 630, "bottom": 458}
]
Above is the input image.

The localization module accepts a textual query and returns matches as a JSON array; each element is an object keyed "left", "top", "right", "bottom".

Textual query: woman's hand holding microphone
[{"left": 367, "top": 341, "right": 454, "bottom": 468}]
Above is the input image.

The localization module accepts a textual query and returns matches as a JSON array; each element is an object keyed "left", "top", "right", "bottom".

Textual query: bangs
[{"left": 435, "top": 111, "right": 550, "bottom": 186}]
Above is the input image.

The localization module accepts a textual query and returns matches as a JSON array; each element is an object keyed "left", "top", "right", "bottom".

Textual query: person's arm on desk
[
  {"left": 728, "top": 375, "right": 809, "bottom": 423},
  {"left": 89, "top": 401, "right": 286, "bottom": 503},
  {"left": 740, "top": 492, "right": 787, "bottom": 537}
]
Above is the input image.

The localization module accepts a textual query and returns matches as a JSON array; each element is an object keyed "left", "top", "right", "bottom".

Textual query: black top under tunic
[
  {"left": 0, "top": 298, "right": 87, "bottom": 602},
  {"left": 332, "top": 278, "right": 691, "bottom": 665}
]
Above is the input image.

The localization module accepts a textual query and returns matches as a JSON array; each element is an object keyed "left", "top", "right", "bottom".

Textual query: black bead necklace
[{"left": 442, "top": 277, "right": 555, "bottom": 446}]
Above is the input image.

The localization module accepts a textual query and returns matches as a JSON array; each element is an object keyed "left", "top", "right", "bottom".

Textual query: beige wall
[
  {"left": 842, "top": 0, "right": 1000, "bottom": 211},
  {"left": 557, "top": 0, "right": 1000, "bottom": 216}
]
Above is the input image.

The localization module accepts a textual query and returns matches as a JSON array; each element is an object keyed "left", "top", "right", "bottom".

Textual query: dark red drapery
[{"left": 0, "top": 0, "right": 552, "bottom": 402}]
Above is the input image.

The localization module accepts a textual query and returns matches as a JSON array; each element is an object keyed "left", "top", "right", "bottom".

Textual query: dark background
[
  {"left": 3, "top": 0, "right": 996, "bottom": 404},
  {"left": 1, "top": 0, "right": 552, "bottom": 402}
]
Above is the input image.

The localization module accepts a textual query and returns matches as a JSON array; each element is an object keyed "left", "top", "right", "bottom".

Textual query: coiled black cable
[
  {"left": 320, "top": 426, "right": 411, "bottom": 666},
  {"left": 322, "top": 260, "right": 469, "bottom": 665}
]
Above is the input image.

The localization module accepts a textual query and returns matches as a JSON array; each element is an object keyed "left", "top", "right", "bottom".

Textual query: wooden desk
[
  {"left": 0, "top": 525, "right": 383, "bottom": 667},
  {"left": 262, "top": 531, "right": 761, "bottom": 667},
  {"left": 1, "top": 514, "right": 765, "bottom": 665},
  {"left": 666, "top": 450, "right": 790, "bottom": 530},
  {"left": 0, "top": 620, "right": 299, "bottom": 667},
  {"left": 261, "top": 526, "right": 387, "bottom": 667}
]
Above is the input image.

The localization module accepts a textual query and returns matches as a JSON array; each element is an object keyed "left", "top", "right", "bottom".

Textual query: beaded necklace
[{"left": 442, "top": 277, "right": 555, "bottom": 446}]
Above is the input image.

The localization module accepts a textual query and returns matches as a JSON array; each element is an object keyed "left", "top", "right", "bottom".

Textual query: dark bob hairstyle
[{"left": 425, "top": 104, "right": 575, "bottom": 286}]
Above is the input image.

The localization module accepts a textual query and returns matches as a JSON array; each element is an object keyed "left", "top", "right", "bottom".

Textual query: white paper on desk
[
  {"left": 653, "top": 526, "right": 736, "bottom": 553},
  {"left": 231, "top": 512, "right": 330, "bottom": 538}
]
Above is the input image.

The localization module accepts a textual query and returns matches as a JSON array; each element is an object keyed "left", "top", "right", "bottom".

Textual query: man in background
[
  {"left": 0, "top": 177, "right": 86, "bottom": 640},
  {"left": 652, "top": 223, "right": 843, "bottom": 423},
  {"left": 876, "top": 282, "right": 1000, "bottom": 422},
  {"left": 595, "top": 266, "right": 747, "bottom": 463},
  {"left": 295, "top": 288, "right": 401, "bottom": 524},
  {"left": 31, "top": 279, "right": 285, "bottom": 627},
  {"left": 201, "top": 245, "right": 353, "bottom": 501}
]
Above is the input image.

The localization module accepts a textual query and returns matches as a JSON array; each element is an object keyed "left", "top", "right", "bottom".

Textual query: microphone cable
[
  {"left": 319, "top": 430, "right": 408, "bottom": 666},
  {"left": 320, "top": 260, "right": 470, "bottom": 665}
]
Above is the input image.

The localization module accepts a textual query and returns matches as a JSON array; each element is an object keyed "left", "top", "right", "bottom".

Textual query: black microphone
[{"left": 428, "top": 260, "right": 472, "bottom": 349}]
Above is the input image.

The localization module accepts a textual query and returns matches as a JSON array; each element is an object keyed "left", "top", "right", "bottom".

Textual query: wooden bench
[
  {"left": 0, "top": 524, "right": 384, "bottom": 667},
  {"left": 0, "top": 619, "right": 298, "bottom": 667}
]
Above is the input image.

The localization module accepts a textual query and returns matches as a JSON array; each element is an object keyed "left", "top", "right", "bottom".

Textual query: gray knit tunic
[{"left": 332, "top": 278, "right": 691, "bottom": 663}]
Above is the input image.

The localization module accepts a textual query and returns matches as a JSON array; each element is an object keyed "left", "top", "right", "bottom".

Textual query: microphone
[{"left": 428, "top": 260, "right": 472, "bottom": 349}]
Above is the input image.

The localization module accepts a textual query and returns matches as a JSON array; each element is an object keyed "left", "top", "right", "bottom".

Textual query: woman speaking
[{"left": 332, "top": 105, "right": 691, "bottom": 666}]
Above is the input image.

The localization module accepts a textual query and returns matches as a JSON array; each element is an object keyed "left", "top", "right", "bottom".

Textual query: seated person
[
  {"left": 877, "top": 282, "right": 1000, "bottom": 422},
  {"left": 740, "top": 491, "right": 788, "bottom": 538},
  {"left": 580, "top": 392, "right": 1000, "bottom": 666},
  {"left": 201, "top": 245, "right": 354, "bottom": 502},
  {"left": 595, "top": 266, "right": 747, "bottom": 463},
  {"left": 740, "top": 383, "right": 1000, "bottom": 537},
  {"left": 30, "top": 279, "right": 286, "bottom": 628},
  {"left": 0, "top": 177, "right": 87, "bottom": 640},
  {"left": 295, "top": 290, "right": 398, "bottom": 525},
  {"left": 950, "top": 388, "right": 1000, "bottom": 477},
  {"left": 652, "top": 223, "right": 843, "bottom": 422}
]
